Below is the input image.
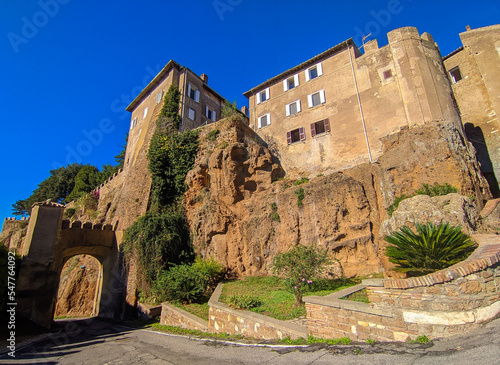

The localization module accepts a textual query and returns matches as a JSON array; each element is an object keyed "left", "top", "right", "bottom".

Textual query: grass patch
[
  {"left": 173, "top": 302, "right": 209, "bottom": 321},
  {"left": 151, "top": 323, "right": 244, "bottom": 340},
  {"left": 340, "top": 288, "right": 369, "bottom": 303},
  {"left": 278, "top": 336, "right": 352, "bottom": 345},
  {"left": 220, "top": 276, "right": 359, "bottom": 320},
  {"left": 294, "top": 177, "right": 309, "bottom": 186}
]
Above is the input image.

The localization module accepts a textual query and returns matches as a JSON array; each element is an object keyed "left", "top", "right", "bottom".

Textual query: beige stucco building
[
  {"left": 244, "top": 27, "right": 461, "bottom": 177},
  {"left": 443, "top": 24, "right": 500, "bottom": 196}
]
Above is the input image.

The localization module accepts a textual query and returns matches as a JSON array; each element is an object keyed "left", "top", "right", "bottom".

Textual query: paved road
[{"left": 1, "top": 317, "right": 499, "bottom": 364}]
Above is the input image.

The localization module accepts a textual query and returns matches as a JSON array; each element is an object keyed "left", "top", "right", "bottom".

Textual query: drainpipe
[
  {"left": 180, "top": 67, "right": 188, "bottom": 131},
  {"left": 348, "top": 42, "right": 373, "bottom": 163}
]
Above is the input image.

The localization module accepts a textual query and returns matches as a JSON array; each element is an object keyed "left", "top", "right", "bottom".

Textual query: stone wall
[
  {"left": 305, "top": 234, "right": 500, "bottom": 341},
  {"left": 160, "top": 303, "right": 208, "bottom": 331}
]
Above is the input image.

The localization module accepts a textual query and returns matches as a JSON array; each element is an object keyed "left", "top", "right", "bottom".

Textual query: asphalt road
[{"left": 1, "top": 316, "right": 499, "bottom": 364}]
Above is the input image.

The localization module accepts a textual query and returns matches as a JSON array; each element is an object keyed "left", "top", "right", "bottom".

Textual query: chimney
[
  {"left": 466, "top": 25, "right": 471, "bottom": 31},
  {"left": 241, "top": 106, "right": 248, "bottom": 116},
  {"left": 200, "top": 74, "right": 208, "bottom": 84}
]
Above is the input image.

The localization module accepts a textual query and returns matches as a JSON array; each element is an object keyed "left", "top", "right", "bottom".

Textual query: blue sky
[{"left": 1, "top": 0, "right": 499, "bottom": 220}]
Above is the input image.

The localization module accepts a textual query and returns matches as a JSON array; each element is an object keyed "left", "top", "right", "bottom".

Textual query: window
[
  {"left": 130, "top": 117, "right": 137, "bottom": 130},
  {"left": 143, "top": 107, "right": 148, "bottom": 119},
  {"left": 286, "top": 100, "right": 301, "bottom": 116},
  {"left": 256, "top": 88, "right": 270, "bottom": 104},
  {"left": 156, "top": 90, "right": 164, "bottom": 104},
  {"left": 306, "top": 63, "right": 323, "bottom": 81},
  {"left": 188, "top": 108, "right": 196, "bottom": 120},
  {"left": 283, "top": 74, "right": 299, "bottom": 91},
  {"left": 205, "top": 106, "right": 216, "bottom": 121},
  {"left": 308, "top": 90, "right": 326, "bottom": 108},
  {"left": 258, "top": 113, "right": 270, "bottom": 128},
  {"left": 187, "top": 83, "right": 200, "bottom": 102},
  {"left": 287, "top": 127, "right": 306, "bottom": 144},
  {"left": 310, "top": 119, "right": 330, "bottom": 137},
  {"left": 449, "top": 66, "right": 463, "bottom": 84},
  {"left": 383, "top": 70, "right": 393, "bottom": 79}
]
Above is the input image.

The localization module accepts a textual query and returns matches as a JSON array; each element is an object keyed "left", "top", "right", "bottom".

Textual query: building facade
[
  {"left": 443, "top": 24, "right": 500, "bottom": 196},
  {"left": 244, "top": 27, "right": 461, "bottom": 177}
]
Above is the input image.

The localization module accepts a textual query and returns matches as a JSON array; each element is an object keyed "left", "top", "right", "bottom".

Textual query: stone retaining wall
[
  {"left": 305, "top": 234, "right": 500, "bottom": 341},
  {"left": 208, "top": 283, "right": 307, "bottom": 340},
  {"left": 160, "top": 303, "right": 208, "bottom": 331}
]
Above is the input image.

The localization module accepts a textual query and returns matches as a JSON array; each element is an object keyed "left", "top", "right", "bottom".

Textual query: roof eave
[
  {"left": 243, "top": 38, "right": 354, "bottom": 98},
  {"left": 126, "top": 60, "right": 180, "bottom": 112}
]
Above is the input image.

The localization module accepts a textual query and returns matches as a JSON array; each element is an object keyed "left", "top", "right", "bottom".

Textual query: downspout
[
  {"left": 348, "top": 42, "right": 373, "bottom": 163},
  {"left": 180, "top": 67, "right": 188, "bottom": 131}
]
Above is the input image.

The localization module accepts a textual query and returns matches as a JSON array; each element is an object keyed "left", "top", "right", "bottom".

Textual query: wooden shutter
[
  {"left": 319, "top": 90, "right": 326, "bottom": 104},
  {"left": 310, "top": 122, "right": 316, "bottom": 137},
  {"left": 287, "top": 131, "right": 292, "bottom": 144},
  {"left": 283, "top": 79, "right": 288, "bottom": 92},
  {"left": 194, "top": 90, "right": 200, "bottom": 103},
  {"left": 324, "top": 118, "right": 331, "bottom": 132},
  {"left": 299, "top": 127, "right": 306, "bottom": 141},
  {"left": 317, "top": 62, "right": 323, "bottom": 76},
  {"left": 307, "top": 94, "right": 313, "bottom": 108},
  {"left": 294, "top": 74, "right": 299, "bottom": 87},
  {"left": 205, "top": 106, "right": 209, "bottom": 117}
]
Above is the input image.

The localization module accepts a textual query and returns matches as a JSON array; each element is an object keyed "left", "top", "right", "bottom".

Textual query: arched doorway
[{"left": 54, "top": 254, "right": 103, "bottom": 318}]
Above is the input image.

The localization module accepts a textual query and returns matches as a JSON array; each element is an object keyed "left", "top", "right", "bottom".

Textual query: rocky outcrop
[
  {"left": 185, "top": 119, "right": 491, "bottom": 278},
  {"left": 381, "top": 194, "right": 480, "bottom": 236},
  {"left": 54, "top": 255, "right": 99, "bottom": 317}
]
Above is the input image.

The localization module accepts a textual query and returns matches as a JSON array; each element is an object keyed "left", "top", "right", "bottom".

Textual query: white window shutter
[
  {"left": 297, "top": 100, "right": 301, "bottom": 113},
  {"left": 305, "top": 69, "right": 310, "bottom": 82},
  {"left": 258, "top": 116, "right": 262, "bottom": 128},
  {"left": 265, "top": 88, "right": 270, "bottom": 100},
  {"left": 317, "top": 63, "right": 323, "bottom": 76},
  {"left": 286, "top": 104, "right": 290, "bottom": 116},
  {"left": 256, "top": 92, "right": 261, "bottom": 104},
  {"left": 187, "top": 83, "right": 192, "bottom": 96},
  {"left": 320, "top": 90, "right": 326, "bottom": 104},
  {"left": 143, "top": 107, "right": 148, "bottom": 119},
  {"left": 294, "top": 74, "right": 299, "bottom": 87},
  {"left": 195, "top": 90, "right": 200, "bottom": 103},
  {"left": 205, "top": 106, "right": 209, "bottom": 117},
  {"left": 308, "top": 94, "right": 313, "bottom": 108},
  {"left": 267, "top": 113, "right": 271, "bottom": 126},
  {"left": 283, "top": 80, "right": 288, "bottom": 92},
  {"left": 212, "top": 111, "right": 216, "bottom": 121}
]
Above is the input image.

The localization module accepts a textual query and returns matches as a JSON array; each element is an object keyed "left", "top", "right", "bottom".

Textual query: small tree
[
  {"left": 385, "top": 222, "right": 477, "bottom": 276},
  {"left": 272, "top": 244, "right": 332, "bottom": 305},
  {"left": 221, "top": 100, "right": 239, "bottom": 119}
]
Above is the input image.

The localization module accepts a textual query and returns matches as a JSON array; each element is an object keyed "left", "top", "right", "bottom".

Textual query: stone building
[
  {"left": 243, "top": 27, "right": 462, "bottom": 177},
  {"left": 443, "top": 24, "right": 500, "bottom": 196}
]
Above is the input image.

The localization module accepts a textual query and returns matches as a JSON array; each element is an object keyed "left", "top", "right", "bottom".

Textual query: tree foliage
[
  {"left": 221, "top": 100, "right": 239, "bottom": 119},
  {"left": 385, "top": 222, "right": 477, "bottom": 275},
  {"left": 272, "top": 244, "right": 332, "bottom": 304},
  {"left": 12, "top": 164, "right": 83, "bottom": 215}
]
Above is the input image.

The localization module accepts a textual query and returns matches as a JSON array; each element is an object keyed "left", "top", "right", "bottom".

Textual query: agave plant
[{"left": 384, "top": 222, "right": 477, "bottom": 275}]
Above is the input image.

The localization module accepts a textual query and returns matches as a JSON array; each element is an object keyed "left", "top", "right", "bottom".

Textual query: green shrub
[
  {"left": 387, "top": 183, "right": 459, "bottom": 217},
  {"left": 295, "top": 188, "right": 305, "bottom": 207},
  {"left": 153, "top": 258, "right": 224, "bottom": 303},
  {"left": 207, "top": 129, "right": 219, "bottom": 141},
  {"left": 270, "top": 202, "right": 280, "bottom": 222},
  {"left": 227, "top": 294, "right": 259, "bottom": 309},
  {"left": 385, "top": 222, "right": 477, "bottom": 275},
  {"left": 294, "top": 177, "right": 309, "bottom": 186},
  {"left": 272, "top": 244, "right": 332, "bottom": 304}
]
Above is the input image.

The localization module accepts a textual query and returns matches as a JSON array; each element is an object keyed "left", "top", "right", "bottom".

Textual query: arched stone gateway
[{"left": 16, "top": 202, "right": 127, "bottom": 328}]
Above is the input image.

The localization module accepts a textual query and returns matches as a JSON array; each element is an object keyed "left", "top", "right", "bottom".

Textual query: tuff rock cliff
[{"left": 184, "top": 118, "right": 491, "bottom": 277}]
